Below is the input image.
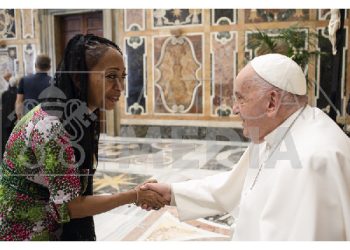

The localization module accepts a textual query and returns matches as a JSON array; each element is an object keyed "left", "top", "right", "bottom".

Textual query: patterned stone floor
[{"left": 93, "top": 135, "right": 248, "bottom": 241}]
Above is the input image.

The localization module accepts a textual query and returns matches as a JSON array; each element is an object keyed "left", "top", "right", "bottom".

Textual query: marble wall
[
  {"left": 153, "top": 9, "right": 202, "bottom": 28},
  {"left": 125, "top": 36, "right": 146, "bottom": 114},
  {"left": 153, "top": 35, "right": 203, "bottom": 114},
  {"left": 2, "top": 9, "right": 349, "bottom": 135},
  {"left": 119, "top": 9, "right": 350, "bottom": 131},
  {"left": 124, "top": 9, "right": 145, "bottom": 31},
  {"left": 211, "top": 31, "right": 237, "bottom": 116},
  {"left": 244, "top": 9, "right": 310, "bottom": 23},
  {"left": 0, "top": 9, "right": 39, "bottom": 78}
]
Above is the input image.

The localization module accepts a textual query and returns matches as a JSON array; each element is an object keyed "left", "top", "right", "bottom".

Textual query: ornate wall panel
[
  {"left": 0, "top": 9, "right": 16, "bottom": 39},
  {"left": 211, "top": 31, "right": 237, "bottom": 116},
  {"left": 212, "top": 9, "right": 236, "bottom": 25},
  {"left": 21, "top": 9, "right": 34, "bottom": 39},
  {"left": 245, "top": 9, "right": 309, "bottom": 23},
  {"left": 125, "top": 36, "right": 147, "bottom": 114},
  {"left": 0, "top": 9, "right": 39, "bottom": 78},
  {"left": 124, "top": 9, "right": 145, "bottom": 31},
  {"left": 153, "top": 35, "right": 203, "bottom": 114},
  {"left": 0, "top": 45, "right": 18, "bottom": 75},
  {"left": 153, "top": 9, "right": 203, "bottom": 28}
]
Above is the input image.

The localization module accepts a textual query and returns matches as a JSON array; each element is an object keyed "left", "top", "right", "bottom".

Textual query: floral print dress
[{"left": 0, "top": 105, "right": 81, "bottom": 240}]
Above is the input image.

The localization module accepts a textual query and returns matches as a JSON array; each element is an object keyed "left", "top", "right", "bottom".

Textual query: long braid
[{"left": 42, "top": 34, "right": 122, "bottom": 241}]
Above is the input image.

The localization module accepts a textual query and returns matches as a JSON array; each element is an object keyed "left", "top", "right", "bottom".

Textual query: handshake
[{"left": 132, "top": 180, "right": 171, "bottom": 211}]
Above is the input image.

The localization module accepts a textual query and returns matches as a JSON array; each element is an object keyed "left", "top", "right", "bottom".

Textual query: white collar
[{"left": 263, "top": 105, "right": 308, "bottom": 149}]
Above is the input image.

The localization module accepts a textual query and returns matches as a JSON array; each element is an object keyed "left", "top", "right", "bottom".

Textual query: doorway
[
  {"left": 54, "top": 11, "right": 107, "bottom": 133},
  {"left": 55, "top": 11, "right": 103, "bottom": 63}
]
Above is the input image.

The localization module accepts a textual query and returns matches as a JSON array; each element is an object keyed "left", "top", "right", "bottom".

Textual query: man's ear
[{"left": 266, "top": 90, "right": 280, "bottom": 117}]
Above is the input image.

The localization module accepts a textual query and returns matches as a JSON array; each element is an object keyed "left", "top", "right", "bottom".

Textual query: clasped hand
[{"left": 133, "top": 179, "right": 171, "bottom": 211}]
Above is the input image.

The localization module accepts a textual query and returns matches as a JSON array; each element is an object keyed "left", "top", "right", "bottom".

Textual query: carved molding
[
  {"left": 153, "top": 9, "right": 202, "bottom": 28},
  {"left": 0, "top": 9, "right": 16, "bottom": 39},
  {"left": 124, "top": 9, "right": 145, "bottom": 32},
  {"left": 21, "top": 9, "right": 34, "bottom": 39},
  {"left": 154, "top": 36, "right": 202, "bottom": 113},
  {"left": 0, "top": 45, "right": 18, "bottom": 76}
]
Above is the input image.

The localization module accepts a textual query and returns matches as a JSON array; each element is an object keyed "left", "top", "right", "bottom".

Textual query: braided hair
[{"left": 42, "top": 34, "right": 123, "bottom": 240}]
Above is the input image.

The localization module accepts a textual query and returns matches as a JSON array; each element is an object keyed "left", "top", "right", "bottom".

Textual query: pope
[{"left": 140, "top": 53, "right": 350, "bottom": 240}]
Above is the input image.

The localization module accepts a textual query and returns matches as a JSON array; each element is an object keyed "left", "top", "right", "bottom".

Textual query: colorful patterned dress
[{"left": 0, "top": 105, "right": 82, "bottom": 240}]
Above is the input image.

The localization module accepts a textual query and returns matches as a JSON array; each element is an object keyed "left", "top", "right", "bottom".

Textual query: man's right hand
[{"left": 140, "top": 183, "right": 171, "bottom": 210}]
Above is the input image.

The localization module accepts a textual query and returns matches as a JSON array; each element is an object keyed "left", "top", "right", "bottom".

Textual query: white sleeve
[
  {"left": 259, "top": 149, "right": 350, "bottom": 240},
  {"left": 171, "top": 147, "right": 251, "bottom": 221}
]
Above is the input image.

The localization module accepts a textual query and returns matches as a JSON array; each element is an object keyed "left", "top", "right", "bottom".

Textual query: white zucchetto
[{"left": 250, "top": 53, "right": 307, "bottom": 95}]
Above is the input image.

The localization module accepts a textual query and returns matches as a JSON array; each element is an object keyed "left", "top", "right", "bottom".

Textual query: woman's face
[{"left": 87, "top": 47, "right": 126, "bottom": 111}]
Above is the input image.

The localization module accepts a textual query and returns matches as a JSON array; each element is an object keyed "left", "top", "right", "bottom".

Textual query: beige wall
[
  {"left": 1, "top": 9, "right": 349, "bottom": 134},
  {"left": 118, "top": 9, "right": 350, "bottom": 130},
  {"left": 0, "top": 9, "right": 41, "bottom": 78}
]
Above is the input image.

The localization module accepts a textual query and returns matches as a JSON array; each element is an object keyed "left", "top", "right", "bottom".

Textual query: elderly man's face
[{"left": 233, "top": 65, "right": 271, "bottom": 143}]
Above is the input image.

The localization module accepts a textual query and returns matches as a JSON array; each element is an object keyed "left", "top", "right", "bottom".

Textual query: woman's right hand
[{"left": 135, "top": 187, "right": 167, "bottom": 210}]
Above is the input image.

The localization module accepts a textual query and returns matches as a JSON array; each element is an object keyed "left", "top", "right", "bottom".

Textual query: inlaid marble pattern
[
  {"left": 154, "top": 35, "right": 203, "bottom": 114},
  {"left": 124, "top": 9, "right": 145, "bottom": 31},
  {"left": 0, "top": 45, "right": 18, "bottom": 76},
  {"left": 0, "top": 9, "right": 16, "bottom": 39},
  {"left": 212, "top": 9, "right": 236, "bottom": 25},
  {"left": 23, "top": 43, "right": 35, "bottom": 75},
  {"left": 201, "top": 145, "right": 245, "bottom": 171},
  {"left": 245, "top": 9, "right": 309, "bottom": 23},
  {"left": 124, "top": 209, "right": 231, "bottom": 241},
  {"left": 21, "top": 9, "right": 34, "bottom": 39},
  {"left": 125, "top": 36, "right": 146, "bottom": 114},
  {"left": 94, "top": 136, "right": 249, "bottom": 240},
  {"left": 97, "top": 136, "right": 248, "bottom": 171},
  {"left": 98, "top": 140, "right": 204, "bottom": 169},
  {"left": 153, "top": 9, "right": 202, "bottom": 28},
  {"left": 211, "top": 31, "right": 237, "bottom": 117},
  {"left": 93, "top": 171, "right": 152, "bottom": 195},
  {"left": 98, "top": 141, "right": 161, "bottom": 161}
]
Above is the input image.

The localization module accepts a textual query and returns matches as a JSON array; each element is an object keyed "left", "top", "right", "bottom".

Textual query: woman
[{"left": 0, "top": 34, "right": 166, "bottom": 241}]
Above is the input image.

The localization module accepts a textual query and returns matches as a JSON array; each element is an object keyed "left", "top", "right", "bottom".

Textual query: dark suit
[
  {"left": 17, "top": 72, "right": 51, "bottom": 114},
  {"left": 1, "top": 85, "right": 17, "bottom": 156}
]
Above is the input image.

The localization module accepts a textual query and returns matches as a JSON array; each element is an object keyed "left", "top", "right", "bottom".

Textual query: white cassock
[{"left": 171, "top": 105, "right": 350, "bottom": 240}]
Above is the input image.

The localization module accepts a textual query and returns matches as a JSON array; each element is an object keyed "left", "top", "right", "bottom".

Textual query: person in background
[
  {"left": 0, "top": 71, "right": 12, "bottom": 158},
  {"left": 0, "top": 71, "right": 11, "bottom": 102},
  {"left": 1, "top": 76, "right": 19, "bottom": 156},
  {"left": 15, "top": 54, "right": 52, "bottom": 120}
]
